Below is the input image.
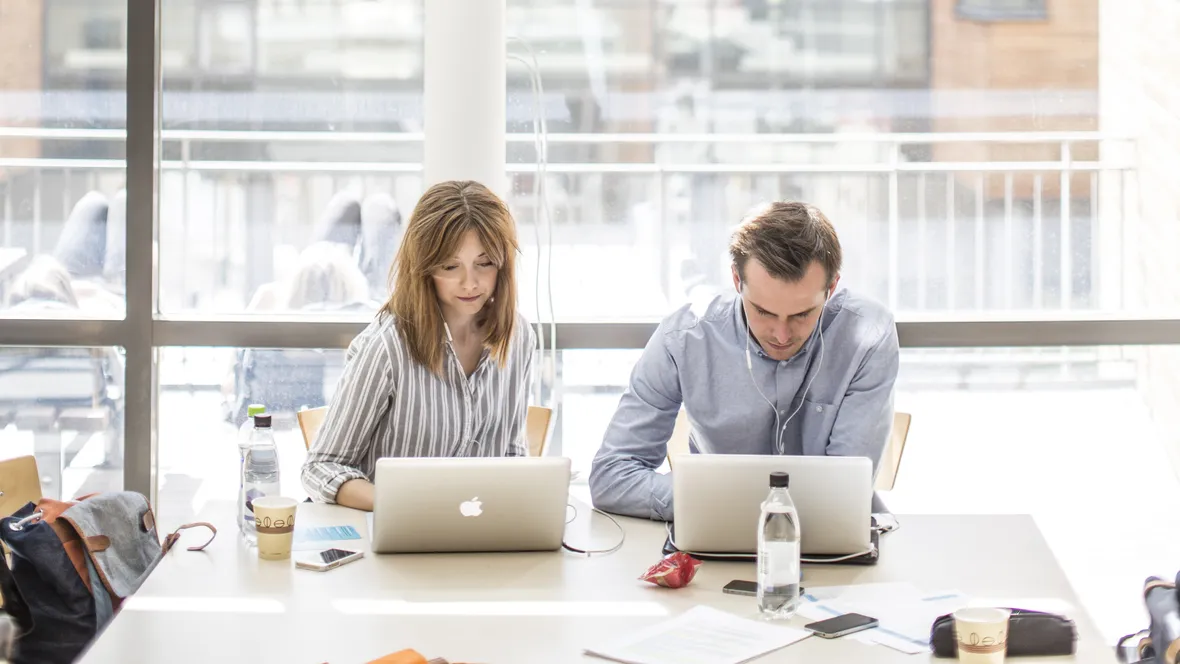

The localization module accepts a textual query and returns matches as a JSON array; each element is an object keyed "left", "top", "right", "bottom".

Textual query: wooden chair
[
  {"left": 296, "top": 405, "right": 556, "bottom": 457},
  {"left": 0, "top": 455, "right": 42, "bottom": 519},
  {"left": 875, "top": 411, "right": 912, "bottom": 491},
  {"left": 296, "top": 407, "right": 328, "bottom": 451},
  {"left": 525, "top": 405, "right": 553, "bottom": 457}
]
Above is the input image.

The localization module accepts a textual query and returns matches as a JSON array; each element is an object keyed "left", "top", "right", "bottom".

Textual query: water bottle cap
[
  {"left": 769, "top": 472, "right": 789, "bottom": 488},
  {"left": 246, "top": 404, "right": 267, "bottom": 417},
  {"left": 253, "top": 414, "right": 272, "bottom": 428}
]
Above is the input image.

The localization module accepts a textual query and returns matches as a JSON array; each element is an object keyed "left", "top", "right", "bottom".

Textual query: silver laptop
[
  {"left": 671, "top": 454, "right": 872, "bottom": 555},
  {"left": 371, "top": 456, "right": 571, "bottom": 554}
]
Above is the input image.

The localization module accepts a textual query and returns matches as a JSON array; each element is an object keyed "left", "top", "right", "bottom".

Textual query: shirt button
[{"left": 815, "top": 405, "right": 823, "bottom": 413}]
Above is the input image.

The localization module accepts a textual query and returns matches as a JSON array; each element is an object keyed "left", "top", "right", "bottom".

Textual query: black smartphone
[
  {"left": 722, "top": 580, "right": 759, "bottom": 596},
  {"left": 722, "top": 580, "right": 804, "bottom": 597},
  {"left": 803, "top": 613, "right": 879, "bottom": 639}
]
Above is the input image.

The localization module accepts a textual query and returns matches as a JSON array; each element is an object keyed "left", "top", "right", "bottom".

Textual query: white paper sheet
[
  {"left": 584, "top": 605, "right": 811, "bottom": 664},
  {"left": 798, "top": 583, "right": 970, "bottom": 655}
]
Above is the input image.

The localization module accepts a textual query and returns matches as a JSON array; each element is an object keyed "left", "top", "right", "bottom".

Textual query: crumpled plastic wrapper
[{"left": 638, "top": 551, "right": 701, "bottom": 588}]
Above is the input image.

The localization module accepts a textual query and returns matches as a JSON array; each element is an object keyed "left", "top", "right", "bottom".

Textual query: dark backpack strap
[
  {"left": 0, "top": 544, "right": 34, "bottom": 638},
  {"left": 161, "top": 522, "right": 217, "bottom": 555}
]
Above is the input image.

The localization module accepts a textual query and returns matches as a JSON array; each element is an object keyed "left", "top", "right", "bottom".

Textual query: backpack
[
  {"left": 0, "top": 492, "right": 215, "bottom": 664},
  {"left": 1117, "top": 574, "right": 1179, "bottom": 664}
]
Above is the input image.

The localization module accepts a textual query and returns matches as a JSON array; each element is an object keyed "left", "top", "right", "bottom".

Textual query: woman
[{"left": 301, "top": 181, "right": 535, "bottom": 510}]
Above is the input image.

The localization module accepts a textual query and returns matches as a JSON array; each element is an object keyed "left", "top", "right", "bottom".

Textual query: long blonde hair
[{"left": 384, "top": 180, "right": 519, "bottom": 375}]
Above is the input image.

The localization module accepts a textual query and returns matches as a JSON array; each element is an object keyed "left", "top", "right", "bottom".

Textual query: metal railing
[{"left": 0, "top": 127, "right": 1137, "bottom": 318}]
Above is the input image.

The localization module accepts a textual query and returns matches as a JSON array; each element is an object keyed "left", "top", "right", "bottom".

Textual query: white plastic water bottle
[
  {"left": 241, "top": 414, "right": 280, "bottom": 544},
  {"left": 237, "top": 404, "right": 266, "bottom": 535},
  {"left": 757, "top": 471, "right": 802, "bottom": 619}
]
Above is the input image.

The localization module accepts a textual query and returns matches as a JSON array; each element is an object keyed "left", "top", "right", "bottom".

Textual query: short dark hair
[{"left": 729, "top": 201, "right": 843, "bottom": 287}]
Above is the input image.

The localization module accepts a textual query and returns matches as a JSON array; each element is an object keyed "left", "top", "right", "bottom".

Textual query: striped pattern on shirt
[{"left": 301, "top": 312, "right": 536, "bottom": 503}]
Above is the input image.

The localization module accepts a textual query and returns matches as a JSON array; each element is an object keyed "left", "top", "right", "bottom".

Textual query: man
[{"left": 589, "top": 201, "right": 899, "bottom": 520}]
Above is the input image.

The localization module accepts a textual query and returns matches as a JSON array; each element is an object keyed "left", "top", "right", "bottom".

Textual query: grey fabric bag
[{"left": 56, "top": 492, "right": 216, "bottom": 616}]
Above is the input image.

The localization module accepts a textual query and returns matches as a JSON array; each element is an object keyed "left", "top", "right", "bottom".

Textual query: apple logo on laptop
[{"left": 459, "top": 497, "right": 483, "bottom": 517}]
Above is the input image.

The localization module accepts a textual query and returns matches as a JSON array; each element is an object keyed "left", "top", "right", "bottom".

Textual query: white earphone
[{"left": 741, "top": 282, "right": 829, "bottom": 455}]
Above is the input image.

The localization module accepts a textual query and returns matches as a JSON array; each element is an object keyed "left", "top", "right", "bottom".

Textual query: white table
[{"left": 79, "top": 501, "right": 1114, "bottom": 663}]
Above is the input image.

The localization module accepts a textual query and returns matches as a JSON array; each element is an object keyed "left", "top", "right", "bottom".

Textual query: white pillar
[{"left": 424, "top": 0, "right": 506, "bottom": 196}]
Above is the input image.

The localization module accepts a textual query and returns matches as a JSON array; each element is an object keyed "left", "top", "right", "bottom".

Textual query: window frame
[{"left": 4, "top": 0, "right": 1176, "bottom": 501}]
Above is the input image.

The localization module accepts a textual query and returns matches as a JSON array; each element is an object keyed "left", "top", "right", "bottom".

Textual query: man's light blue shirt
[{"left": 589, "top": 288, "right": 900, "bottom": 521}]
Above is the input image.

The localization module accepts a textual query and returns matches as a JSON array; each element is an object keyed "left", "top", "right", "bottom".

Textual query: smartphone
[
  {"left": 294, "top": 548, "right": 364, "bottom": 572},
  {"left": 722, "top": 580, "right": 759, "bottom": 596},
  {"left": 803, "top": 613, "right": 879, "bottom": 639},
  {"left": 722, "top": 580, "right": 805, "bottom": 597}
]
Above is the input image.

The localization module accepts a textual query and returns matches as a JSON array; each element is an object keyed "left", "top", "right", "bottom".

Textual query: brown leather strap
[
  {"left": 1144, "top": 579, "right": 1176, "bottom": 597},
  {"left": 35, "top": 497, "right": 76, "bottom": 522},
  {"left": 162, "top": 522, "right": 217, "bottom": 554},
  {"left": 84, "top": 535, "right": 111, "bottom": 552},
  {"left": 47, "top": 519, "right": 93, "bottom": 592},
  {"left": 1165, "top": 637, "right": 1180, "bottom": 664}
]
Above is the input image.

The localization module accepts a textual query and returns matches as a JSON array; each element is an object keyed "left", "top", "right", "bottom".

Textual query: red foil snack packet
[{"left": 638, "top": 552, "right": 701, "bottom": 588}]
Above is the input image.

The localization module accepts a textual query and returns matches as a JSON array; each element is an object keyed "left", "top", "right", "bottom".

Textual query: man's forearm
[{"left": 589, "top": 457, "right": 674, "bottom": 521}]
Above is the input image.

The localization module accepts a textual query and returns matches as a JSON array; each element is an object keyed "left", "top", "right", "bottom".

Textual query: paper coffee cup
[
  {"left": 253, "top": 496, "right": 298, "bottom": 561},
  {"left": 953, "top": 607, "right": 1011, "bottom": 664}
]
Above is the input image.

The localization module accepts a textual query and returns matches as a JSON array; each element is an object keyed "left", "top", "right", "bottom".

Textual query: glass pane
[
  {"left": 497, "top": 0, "right": 1154, "bottom": 321},
  {"left": 157, "top": 346, "right": 345, "bottom": 524},
  {"left": 157, "top": 0, "right": 424, "bottom": 315},
  {"left": 0, "top": 346, "right": 124, "bottom": 500},
  {"left": 0, "top": 0, "right": 127, "bottom": 319},
  {"left": 554, "top": 346, "right": 1180, "bottom": 642}
]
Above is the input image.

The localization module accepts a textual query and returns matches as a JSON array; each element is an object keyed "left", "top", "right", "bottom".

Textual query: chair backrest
[
  {"left": 875, "top": 411, "right": 912, "bottom": 491},
  {"left": 0, "top": 455, "right": 42, "bottom": 519},
  {"left": 526, "top": 405, "right": 553, "bottom": 457},
  {"left": 297, "top": 407, "right": 328, "bottom": 450},
  {"left": 297, "top": 404, "right": 555, "bottom": 458}
]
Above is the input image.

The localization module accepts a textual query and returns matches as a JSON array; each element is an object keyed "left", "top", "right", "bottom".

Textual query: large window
[
  {"left": 3, "top": 0, "right": 1180, "bottom": 644},
  {"left": 0, "top": 0, "right": 127, "bottom": 319},
  {"left": 0, "top": 0, "right": 129, "bottom": 496}
]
